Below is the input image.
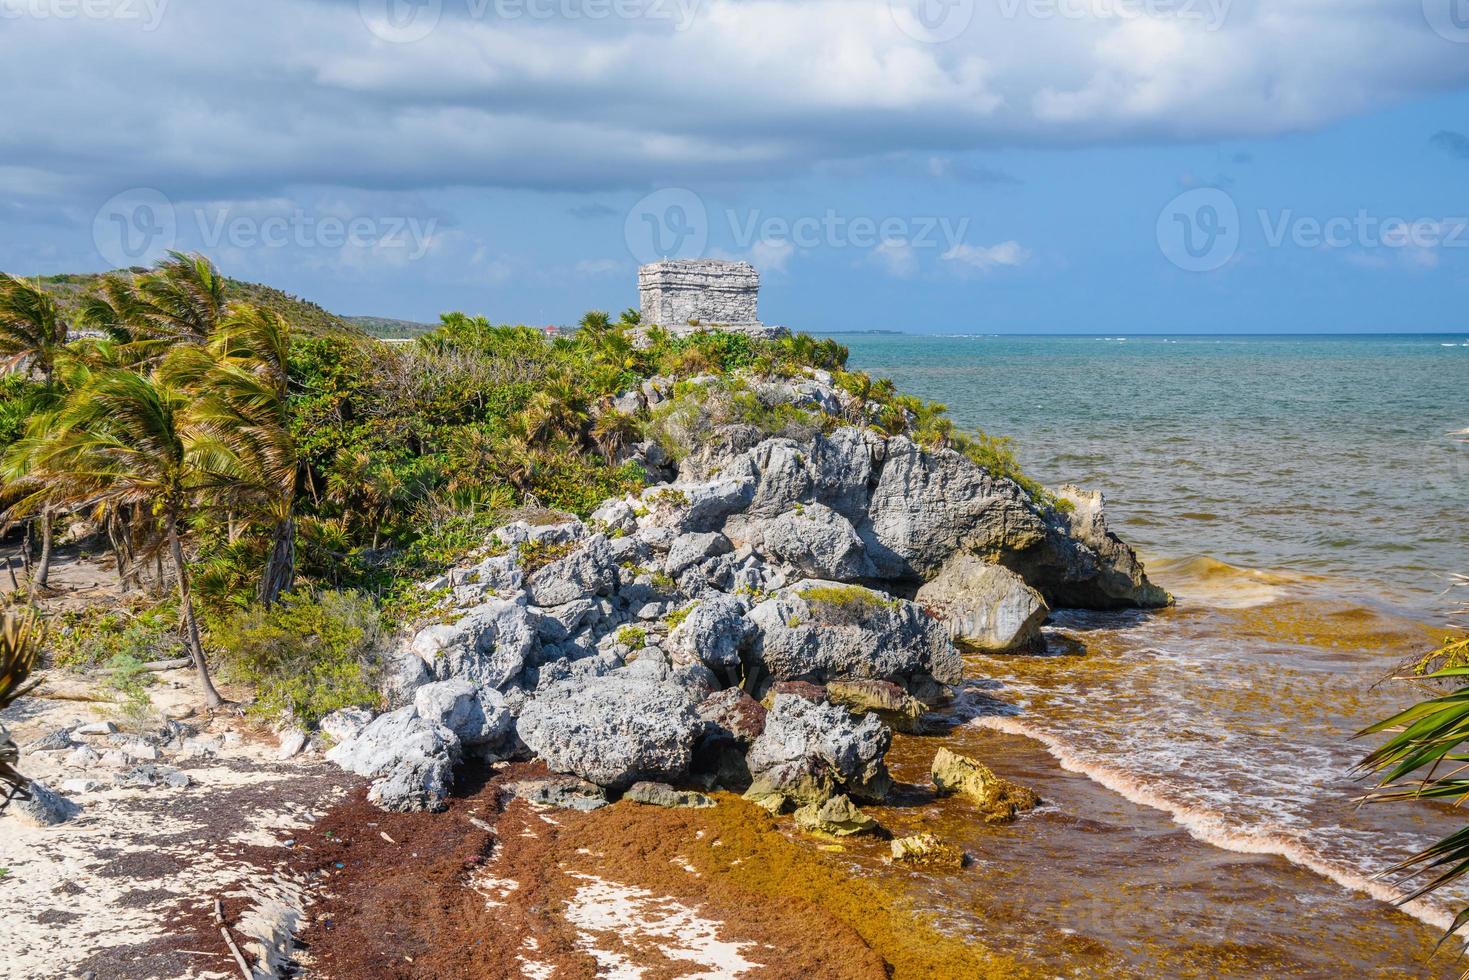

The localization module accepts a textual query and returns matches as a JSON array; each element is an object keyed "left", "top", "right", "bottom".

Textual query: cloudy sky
[{"left": 3, "top": 0, "right": 1468, "bottom": 332}]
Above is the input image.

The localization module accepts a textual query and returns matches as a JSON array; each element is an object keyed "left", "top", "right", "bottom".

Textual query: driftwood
[
  {"left": 213, "top": 896, "right": 252, "bottom": 980},
  {"left": 95, "top": 656, "right": 192, "bottom": 675}
]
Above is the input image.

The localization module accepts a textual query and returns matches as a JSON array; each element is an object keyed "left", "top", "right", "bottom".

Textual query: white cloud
[
  {"left": 869, "top": 239, "right": 918, "bottom": 278},
  {"left": 749, "top": 239, "right": 794, "bottom": 274},
  {"left": 575, "top": 258, "right": 623, "bottom": 275},
  {"left": 941, "top": 240, "right": 1031, "bottom": 273}
]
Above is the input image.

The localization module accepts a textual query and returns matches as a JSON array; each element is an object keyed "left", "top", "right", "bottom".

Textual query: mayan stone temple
[{"left": 637, "top": 258, "right": 786, "bottom": 337}]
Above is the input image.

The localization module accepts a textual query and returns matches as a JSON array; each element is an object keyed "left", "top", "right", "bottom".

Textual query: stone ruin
[{"left": 637, "top": 259, "right": 785, "bottom": 337}]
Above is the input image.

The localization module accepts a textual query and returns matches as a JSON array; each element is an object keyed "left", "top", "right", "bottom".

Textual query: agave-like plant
[
  {"left": 0, "top": 608, "right": 43, "bottom": 809},
  {"left": 1356, "top": 576, "right": 1469, "bottom": 949}
]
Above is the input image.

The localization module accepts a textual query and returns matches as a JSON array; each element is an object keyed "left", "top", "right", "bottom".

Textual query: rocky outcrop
[
  {"left": 327, "top": 367, "right": 1166, "bottom": 815},
  {"left": 624, "top": 781, "right": 716, "bottom": 808},
  {"left": 930, "top": 747, "right": 1040, "bottom": 824},
  {"left": 744, "top": 694, "right": 891, "bottom": 809},
  {"left": 516, "top": 672, "right": 702, "bottom": 790},
  {"left": 916, "top": 556, "right": 1049, "bottom": 652},
  {"left": 746, "top": 582, "right": 960, "bottom": 692},
  {"left": 890, "top": 833, "right": 966, "bottom": 870}
]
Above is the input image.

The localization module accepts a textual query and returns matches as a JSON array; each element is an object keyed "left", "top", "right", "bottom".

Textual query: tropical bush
[{"left": 212, "top": 589, "right": 383, "bottom": 725}]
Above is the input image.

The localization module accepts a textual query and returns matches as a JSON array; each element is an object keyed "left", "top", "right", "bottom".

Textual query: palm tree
[
  {"left": 173, "top": 305, "right": 298, "bottom": 605},
  {"left": 0, "top": 273, "right": 70, "bottom": 383},
  {"left": 6, "top": 368, "right": 231, "bottom": 707},
  {"left": 0, "top": 608, "right": 43, "bottom": 809},
  {"left": 592, "top": 408, "right": 641, "bottom": 461}
]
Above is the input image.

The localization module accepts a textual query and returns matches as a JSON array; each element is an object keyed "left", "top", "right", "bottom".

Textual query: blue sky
[{"left": 2, "top": 0, "right": 1468, "bottom": 333}]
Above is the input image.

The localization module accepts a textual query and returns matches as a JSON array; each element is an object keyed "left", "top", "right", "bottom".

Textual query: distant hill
[
  {"left": 30, "top": 271, "right": 365, "bottom": 338},
  {"left": 346, "top": 315, "right": 438, "bottom": 339}
]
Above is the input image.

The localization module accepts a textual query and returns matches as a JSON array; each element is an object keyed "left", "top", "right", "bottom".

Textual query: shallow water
[{"left": 833, "top": 333, "right": 1469, "bottom": 976}]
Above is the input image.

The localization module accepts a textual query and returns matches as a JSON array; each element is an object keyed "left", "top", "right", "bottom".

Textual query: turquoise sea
[{"left": 834, "top": 333, "right": 1469, "bottom": 975}]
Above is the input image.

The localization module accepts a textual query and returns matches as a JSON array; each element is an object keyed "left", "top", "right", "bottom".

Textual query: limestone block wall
[{"left": 638, "top": 259, "right": 760, "bottom": 329}]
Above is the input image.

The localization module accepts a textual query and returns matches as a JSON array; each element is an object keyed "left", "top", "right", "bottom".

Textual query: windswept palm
[
  {"left": 0, "top": 272, "right": 70, "bottom": 383},
  {"left": 5, "top": 368, "right": 232, "bottom": 707}
]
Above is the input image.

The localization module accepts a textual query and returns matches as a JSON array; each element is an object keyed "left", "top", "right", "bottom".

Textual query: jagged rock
[
  {"left": 916, "top": 556, "right": 1049, "bottom": 652},
  {"left": 318, "top": 707, "right": 374, "bottom": 744},
  {"left": 746, "top": 582, "right": 961, "bottom": 689},
  {"left": 744, "top": 693, "right": 891, "bottom": 809},
  {"left": 696, "top": 688, "right": 767, "bottom": 746},
  {"left": 763, "top": 680, "right": 827, "bottom": 704},
  {"left": 276, "top": 729, "right": 308, "bottom": 760},
  {"left": 411, "top": 598, "right": 538, "bottom": 690},
  {"left": 930, "top": 748, "right": 1040, "bottom": 824},
  {"left": 114, "top": 765, "right": 191, "bottom": 790},
  {"left": 529, "top": 599, "right": 597, "bottom": 643},
  {"left": 826, "top": 679, "right": 927, "bottom": 733},
  {"left": 504, "top": 776, "right": 608, "bottom": 811},
  {"left": 808, "top": 428, "right": 876, "bottom": 520},
  {"left": 413, "top": 680, "right": 511, "bottom": 747},
  {"left": 1001, "top": 486, "right": 1172, "bottom": 609},
  {"left": 665, "top": 531, "right": 732, "bottom": 577},
  {"left": 327, "top": 706, "right": 461, "bottom": 812},
  {"left": 793, "top": 794, "right": 880, "bottom": 837},
  {"left": 26, "top": 728, "right": 75, "bottom": 752},
  {"left": 624, "top": 781, "right": 716, "bottom": 809},
  {"left": 890, "top": 833, "right": 967, "bottom": 870},
  {"left": 7, "top": 780, "right": 77, "bottom": 825},
  {"left": 591, "top": 499, "right": 639, "bottom": 535},
  {"left": 516, "top": 671, "right": 702, "bottom": 790},
  {"left": 756, "top": 502, "right": 873, "bottom": 581},
  {"left": 666, "top": 594, "right": 754, "bottom": 672},
  {"left": 381, "top": 645, "right": 433, "bottom": 708},
  {"left": 526, "top": 534, "right": 615, "bottom": 606},
  {"left": 861, "top": 436, "right": 1049, "bottom": 581},
  {"left": 74, "top": 721, "right": 117, "bottom": 736},
  {"left": 638, "top": 477, "right": 755, "bottom": 533},
  {"left": 64, "top": 745, "right": 100, "bottom": 769}
]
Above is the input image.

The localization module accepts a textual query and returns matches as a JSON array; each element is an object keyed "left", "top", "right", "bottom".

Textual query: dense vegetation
[{"left": 0, "top": 255, "right": 1049, "bottom": 725}]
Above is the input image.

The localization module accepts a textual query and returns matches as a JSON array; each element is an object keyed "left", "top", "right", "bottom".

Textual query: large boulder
[
  {"left": 525, "top": 534, "right": 616, "bottom": 606},
  {"left": 861, "top": 436, "right": 1048, "bottom": 581},
  {"left": 413, "top": 680, "right": 511, "bottom": 747},
  {"left": 744, "top": 693, "right": 891, "bottom": 808},
  {"left": 756, "top": 502, "right": 874, "bottom": 581},
  {"left": 746, "top": 582, "right": 961, "bottom": 690},
  {"left": 6, "top": 780, "right": 78, "bottom": 826},
  {"left": 327, "top": 706, "right": 461, "bottom": 812},
  {"left": 637, "top": 477, "right": 755, "bottom": 533},
  {"left": 1000, "top": 486, "right": 1171, "bottom": 610},
  {"left": 915, "top": 556, "right": 1049, "bottom": 652},
  {"left": 666, "top": 594, "right": 755, "bottom": 672},
  {"left": 516, "top": 671, "right": 702, "bottom": 790},
  {"left": 410, "top": 598, "right": 538, "bottom": 690}
]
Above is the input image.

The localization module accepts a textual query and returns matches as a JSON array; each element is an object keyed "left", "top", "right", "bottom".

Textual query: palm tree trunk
[
  {"left": 259, "top": 515, "right": 295, "bottom": 608},
  {"left": 32, "top": 509, "right": 53, "bottom": 589},
  {"left": 167, "top": 523, "right": 223, "bottom": 709}
]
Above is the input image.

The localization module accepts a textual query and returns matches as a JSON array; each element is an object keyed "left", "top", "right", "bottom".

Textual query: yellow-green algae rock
[
  {"left": 890, "top": 833, "right": 967, "bottom": 870},
  {"left": 930, "top": 747, "right": 1040, "bottom": 824},
  {"left": 793, "top": 794, "right": 881, "bottom": 837}
]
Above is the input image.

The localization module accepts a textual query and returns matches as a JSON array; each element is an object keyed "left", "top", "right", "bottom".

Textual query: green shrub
[
  {"left": 51, "top": 601, "right": 182, "bottom": 670},
  {"left": 212, "top": 589, "right": 383, "bottom": 726},
  {"left": 519, "top": 538, "right": 576, "bottom": 573},
  {"left": 663, "top": 602, "right": 697, "bottom": 631},
  {"left": 104, "top": 652, "right": 155, "bottom": 729},
  {"left": 801, "top": 585, "right": 899, "bottom": 626},
  {"left": 614, "top": 625, "right": 647, "bottom": 650}
]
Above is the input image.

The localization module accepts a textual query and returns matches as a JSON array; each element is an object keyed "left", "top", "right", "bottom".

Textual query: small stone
[
  {"left": 930, "top": 748, "right": 1040, "bottom": 824},
  {"left": 60, "top": 779, "right": 100, "bottom": 795},
  {"left": 624, "top": 781, "right": 715, "bottom": 809},
  {"left": 276, "top": 729, "right": 308, "bottom": 759},
  {"left": 504, "top": 777, "right": 608, "bottom": 812},
  {"left": 793, "top": 794, "right": 880, "bottom": 837},
  {"left": 26, "top": 728, "right": 75, "bottom": 752},
  {"left": 64, "top": 745, "right": 101, "bottom": 770},
  {"left": 890, "top": 833, "right": 967, "bottom": 870},
  {"left": 114, "top": 764, "right": 191, "bottom": 790},
  {"left": 74, "top": 721, "right": 118, "bottom": 736}
]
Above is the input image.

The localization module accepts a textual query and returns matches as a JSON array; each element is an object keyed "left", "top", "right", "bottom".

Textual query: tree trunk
[
  {"left": 259, "top": 515, "right": 296, "bottom": 608},
  {"left": 33, "top": 509, "right": 53, "bottom": 589},
  {"left": 168, "top": 523, "right": 223, "bottom": 709}
]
